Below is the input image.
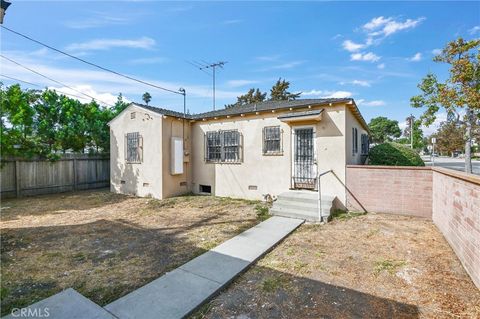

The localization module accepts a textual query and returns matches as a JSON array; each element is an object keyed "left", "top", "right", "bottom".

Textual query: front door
[{"left": 293, "top": 127, "right": 316, "bottom": 189}]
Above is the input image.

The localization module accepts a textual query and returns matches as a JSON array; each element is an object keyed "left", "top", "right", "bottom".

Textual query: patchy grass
[
  {"left": 0, "top": 189, "right": 260, "bottom": 316},
  {"left": 254, "top": 203, "right": 271, "bottom": 221},
  {"left": 374, "top": 259, "right": 407, "bottom": 275},
  {"left": 194, "top": 212, "right": 480, "bottom": 319},
  {"left": 330, "top": 209, "right": 366, "bottom": 221}
]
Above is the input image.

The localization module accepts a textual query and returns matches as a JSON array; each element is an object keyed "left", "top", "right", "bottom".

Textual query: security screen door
[{"left": 293, "top": 127, "right": 316, "bottom": 189}]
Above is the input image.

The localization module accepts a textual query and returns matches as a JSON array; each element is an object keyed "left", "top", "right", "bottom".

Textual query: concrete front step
[{"left": 271, "top": 191, "right": 335, "bottom": 222}]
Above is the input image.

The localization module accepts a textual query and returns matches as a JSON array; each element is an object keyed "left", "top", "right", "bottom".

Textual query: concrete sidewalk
[{"left": 104, "top": 216, "right": 304, "bottom": 319}]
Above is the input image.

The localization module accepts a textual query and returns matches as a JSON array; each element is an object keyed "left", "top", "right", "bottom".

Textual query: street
[{"left": 423, "top": 156, "right": 480, "bottom": 175}]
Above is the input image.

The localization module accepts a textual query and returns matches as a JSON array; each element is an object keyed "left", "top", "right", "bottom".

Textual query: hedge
[{"left": 368, "top": 142, "right": 425, "bottom": 167}]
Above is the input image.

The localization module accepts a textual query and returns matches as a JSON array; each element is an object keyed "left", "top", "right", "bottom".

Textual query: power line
[
  {"left": 1, "top": 25, "right": 184, "bottom": 96},
  {"left": 0, "top": 55, "right": 114, "bottom": 106},
  {"left": 0, "top": 73, "right": 98, "bottom": 102}
]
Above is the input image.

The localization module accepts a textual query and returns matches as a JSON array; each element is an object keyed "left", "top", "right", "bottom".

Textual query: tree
[
  {"left": 226, "top": 88, "right": 267, "bottom": 108},
  {"left": 411, "top": 38, "right": 480, "bottom": 173},
  {"left": 142, "top": 92, "right": 152, "bottom": 105},
  {"left": 368, "top": 116, "right": 402, "bottom": 143},
  {"left": 399, "top": 116, "right": 424, "bottom": 150},
  {"left": 432, "top": 121, "right": 465, "bottom": 156},
  {"left": 270, "top": 78, "right": 301, "bottom": 101}
]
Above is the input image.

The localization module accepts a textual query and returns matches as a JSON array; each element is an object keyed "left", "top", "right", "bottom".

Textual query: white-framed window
[
  {"left": 205, "top": 130, "right": 242, "bottom": 163},
  {"left": 352, "top": 127, "right": 358, "bottom": 154},
  {"left": 263, "top": 126, "right": 282, "bottom": 155},
  {"left": 361, "top": 134, "right": 370, "bottom": 155},
  {"left": 125, "top": 132, "right": 143, "bottom": 163}
]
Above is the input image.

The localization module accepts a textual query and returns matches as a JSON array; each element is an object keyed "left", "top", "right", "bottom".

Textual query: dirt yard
[
  {"left": 195, "top": 212, "right": 480, "bottom": 319},
  {"left": 0, "top": 189, "right": 261, "bottom": 316}
]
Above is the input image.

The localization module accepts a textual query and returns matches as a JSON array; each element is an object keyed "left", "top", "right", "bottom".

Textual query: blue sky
[{"left": 1, "top": 1, "right": 479, "bottom": 133}]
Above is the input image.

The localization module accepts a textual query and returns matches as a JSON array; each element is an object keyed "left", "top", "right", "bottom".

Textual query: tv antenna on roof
[{"left": 188, "top": 60, "right": 227, "bottom": 111}]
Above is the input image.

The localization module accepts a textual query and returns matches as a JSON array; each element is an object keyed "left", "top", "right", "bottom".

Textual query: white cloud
[
  {"left": 377, "top": 63, "right": 386, "bottom": 69},
  {"left": 0, "top": 50, "right": 242, "bottom": 107},
  {"left": 66, "top": 37, "right": 156, "bottom": 51},
  {"left": 469, "top": 26, "right": 480, "bottom": 35},
  {"left": 129, "top": 57, "right": 168, "bottom": 65},
  {"left": 48, "top": 85, "right": 127, "bottom": 106},
  {"left": 351, "top": 80, "right": 371, "bottom": 87},
  {"left": 362, "top": 100, "right": 385, "bottom": 107},
  {"left": 409, "top": 52, "right": 422, "bottom": 62},
  {"left": 223, "top": 19, "right": 242, "bottom": 25},
  {"left": 342, "top": 40, "right": 366, "bottom": 52},
  {"left": 301, "top": 90, "right": 352, "bottom": 98},
  {"left": 255, "top": 55, "right": 281, "bottom": 62},
  {"left": 268, "top": 60, "right": 305, "bottom": 70},
  {"left": 65, "top": 12, "right": 135, "bottom": 29},
  {"left": 340, "top": 80, "right": 371, "bottom": 87},
  {"left": 431, "top": 48, "right": 442, "bottom": 55},
  {"left": 363, "top": 16, "right": 425, "bottom": 37},
  {"left": 350, "top": 52, "right": 380, "bottom": 62},
  {"left": 226, "top": 80, "right": 259, "bottom": 88}
]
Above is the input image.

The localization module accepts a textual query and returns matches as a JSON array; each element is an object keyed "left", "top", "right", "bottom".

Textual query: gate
[{"left": 293, "top": 127, "right": 316, "bottom": 189}]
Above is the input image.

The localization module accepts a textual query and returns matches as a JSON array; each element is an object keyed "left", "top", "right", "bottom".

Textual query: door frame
[{"left": 291, "top": 125, "right": 317, "bottom": 189}]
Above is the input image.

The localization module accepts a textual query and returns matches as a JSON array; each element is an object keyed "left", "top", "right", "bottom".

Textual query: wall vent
[
  {"left": 120, "top": 180, "right": 126, "bottom": 184},
  {"left": 143, "top": 182, "right": 149, "bottom": 187},
  {"left": 180, "top": 181, "right": 187, "bottom": 186},
  {"left": 131, "top": 112, "right": 136, "bottom": 119},
  {"left": 248, "top": 185, "right": 258, "bottom": 190},
  {"left": 199, "top": 185, "right": 212, "bottom": 194}
]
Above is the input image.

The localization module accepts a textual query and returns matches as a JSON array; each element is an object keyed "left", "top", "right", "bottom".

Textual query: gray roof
[
  {"left": 277, "top": 109, "right": 323, "bottom": 120},
  {"left": 133, "top": 98, "right": 351, "bottom": 120}
]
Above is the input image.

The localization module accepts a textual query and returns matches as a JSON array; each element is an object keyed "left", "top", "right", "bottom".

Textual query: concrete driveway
[{"left": 423, "top": 156, "right": 480, "bottom": 175}]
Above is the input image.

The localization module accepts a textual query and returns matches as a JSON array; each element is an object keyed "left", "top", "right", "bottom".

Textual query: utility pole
[
  {"left": 410, "top": 114, "right": 414, "bottom": 149},
  {"left": 188, "top": 60, "right": 227, "bottom": 111}
]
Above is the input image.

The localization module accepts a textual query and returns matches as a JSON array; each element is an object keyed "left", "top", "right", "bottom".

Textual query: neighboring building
[{"left": 108, "top": 98, "right": 369, "bottom": 209}]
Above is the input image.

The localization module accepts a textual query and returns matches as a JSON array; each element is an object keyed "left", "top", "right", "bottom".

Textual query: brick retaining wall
[
  {"left": 346, "top": 165, "right": 480, "bottom": 289},
  {"left": 346, "top": 166, "right": 432, "bottom": 218}
]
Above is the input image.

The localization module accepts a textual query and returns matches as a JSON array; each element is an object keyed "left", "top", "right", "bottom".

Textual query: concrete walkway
[
  {"left": 104, "top": 216, "right": 304, "bottom": 319},
  {"left": 2, "top": 216, "right": 303, "bottom": 319}
]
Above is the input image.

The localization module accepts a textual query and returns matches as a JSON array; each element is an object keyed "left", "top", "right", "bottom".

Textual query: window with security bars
[
  {"left": 263, "top": 126, "right": 282, "bottom": 155},
  {"left": 205, "top": 130, "right": 242, "bottom": 163},
  {"left": 126, "top": 132, "right": 143, "bottom": 163},
  {"left": 361, "top": 134, "right": 370, "bottom": 155}
]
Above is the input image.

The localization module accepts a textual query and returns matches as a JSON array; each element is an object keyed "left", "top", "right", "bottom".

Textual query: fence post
[
  {"left": 73, "top": 158, "right": 77, "bottom": 190},
  {"left": 15, "top": 160, "right": 20, "bottom": 197}
]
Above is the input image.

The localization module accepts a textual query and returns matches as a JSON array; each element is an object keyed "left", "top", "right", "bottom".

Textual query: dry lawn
[
  {"left": 196, "top": 212, "right": 480, "bottom": 319},
  {"left": 0, "top": 189, "right": 261, "bottom": 316}
]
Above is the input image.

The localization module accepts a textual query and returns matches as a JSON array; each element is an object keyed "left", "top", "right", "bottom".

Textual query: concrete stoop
[{"left": 271, "top": 190, "right": 335, "bottom": 222}]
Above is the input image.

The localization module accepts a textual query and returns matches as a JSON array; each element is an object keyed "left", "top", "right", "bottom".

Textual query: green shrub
[{"left": 368, "top": 142, "right": 425, "bottom": 166}]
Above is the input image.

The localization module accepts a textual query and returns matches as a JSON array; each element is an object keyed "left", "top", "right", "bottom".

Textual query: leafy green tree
[
  {"left": 0, "top": 84, "right": 39, "bottom": 157},
  {"left": 399, "top": 116, "right": 424, "bottom": 150},
  {"left": 411, "top": 38, "right": 480, "bottom": 173},
  {"left": 431, "top": 121, "right": 465, "bottom": 156},
  {"left": 368, "top": 116, "right": 402, "bottom": 143},
  {"left": 226, "top": 88, "right": 267, "bottom": 108},
  {"left": 270, "top": 78, "right": 301, "bottom": 101},
  {"left": 142, "top": 92, "right": 152, "bottom": 105}
]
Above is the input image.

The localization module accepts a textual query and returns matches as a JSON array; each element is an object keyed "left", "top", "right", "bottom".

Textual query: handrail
[{"left": 317, "top": 169, "right": 333, "bottom": 222}]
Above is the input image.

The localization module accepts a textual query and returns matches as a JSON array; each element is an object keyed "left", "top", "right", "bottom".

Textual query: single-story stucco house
[{"left": 108, "top": 98, "right": 369, "bottom": 220}]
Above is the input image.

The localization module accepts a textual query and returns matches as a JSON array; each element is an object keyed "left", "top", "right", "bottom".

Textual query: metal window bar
[
  {"left": 205, "top": 130, "right": 241, "bottom": 163},
  {"left": 263, "top": 126, "right": 282, "bottom": 154},
  {"left": 126, "top": 132, "right": 142, "bottom": 163}
]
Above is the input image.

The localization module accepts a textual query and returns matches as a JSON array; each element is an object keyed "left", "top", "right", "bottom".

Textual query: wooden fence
[{"left": 1, "top": 155, "right": 110, "bottom": 198}]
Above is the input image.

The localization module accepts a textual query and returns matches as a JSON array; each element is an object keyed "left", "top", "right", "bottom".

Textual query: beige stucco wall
[
  {"left": 191, "top": 104, "right": 351, "bottom": 205},
  {"left": 345, "top": 107, "right": 369, "bottom": 165},
  {"left": 109, "top": 105, "right": 164, "bottom": 198},
  {"left": 161, "top": 116, "right": 192, "bottom": 198}
]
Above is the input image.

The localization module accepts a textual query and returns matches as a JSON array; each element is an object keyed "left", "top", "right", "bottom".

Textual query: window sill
[
  {"left": 205, "top": 161, "right": 242, "bottom": 165},
  {"left": 126, "top": 161, "right": 142, "bottom": 164},
  {"left": 263, "top": 152, "right": 283, "bottom": 156}
]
